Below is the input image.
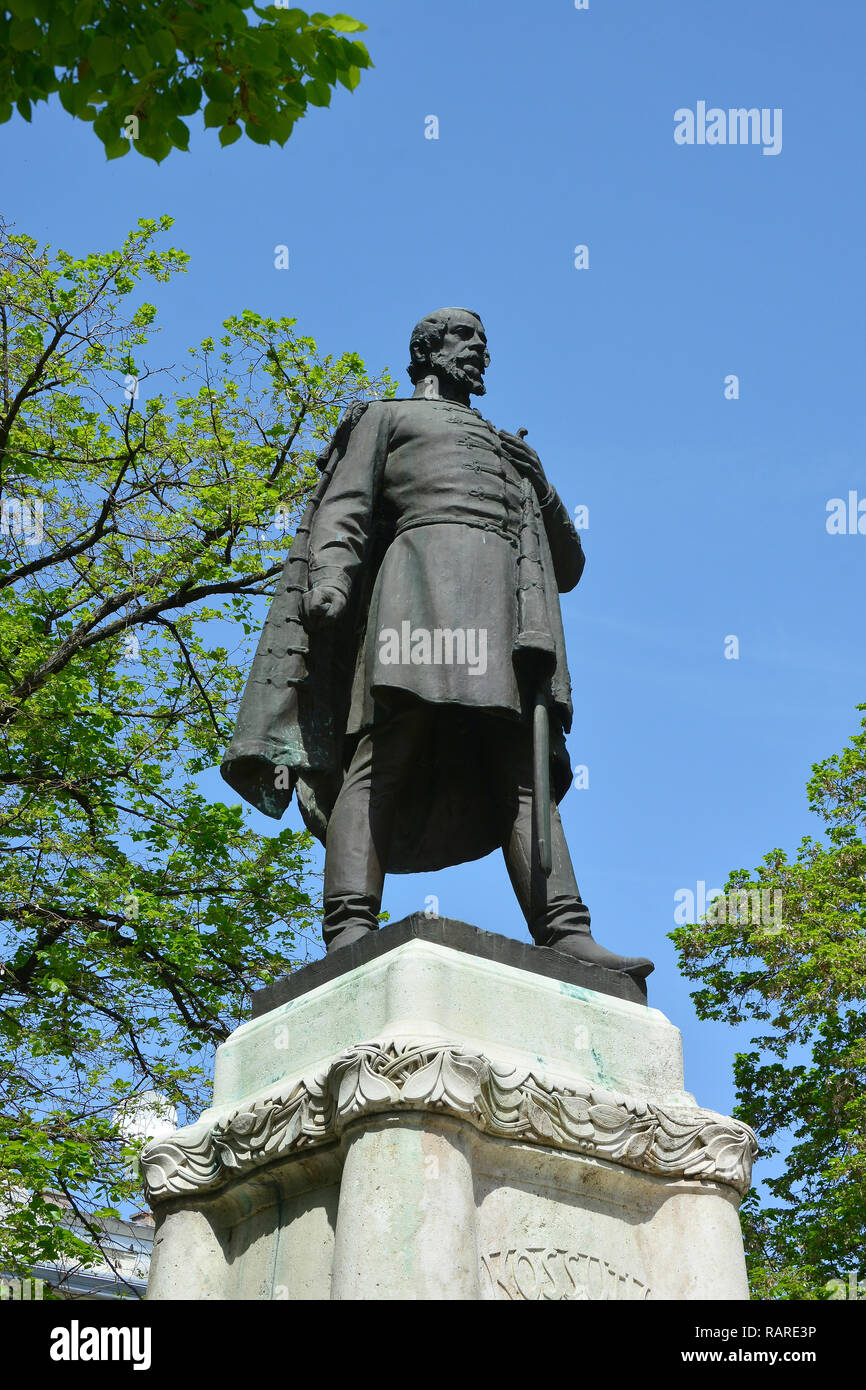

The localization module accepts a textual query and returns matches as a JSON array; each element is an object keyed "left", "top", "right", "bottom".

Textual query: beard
[{"left": 428, "top": 349, "right": 487, "bottom": 397}]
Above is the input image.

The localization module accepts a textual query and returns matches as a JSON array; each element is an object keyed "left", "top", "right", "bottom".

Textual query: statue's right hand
[{"left": 300, "top": 584, "right": 348, "bottom": 631}]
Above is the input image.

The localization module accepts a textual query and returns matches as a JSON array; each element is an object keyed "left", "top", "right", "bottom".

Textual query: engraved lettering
[
  {"left": 513, "top": 1250, "right": 539, "bottom": 1300},
  {"left": 480, "top": 1248, "right": 516, "bottom": 1300},
  {"left": 481, "top": 1245, "right": 651, "bottom": 1300},
  {"left": 586, "top": 1256, "right": 604, "bottom": 1299},
  {"left": 540, "top": 1248, "right": 561, "bottom": 1300}
]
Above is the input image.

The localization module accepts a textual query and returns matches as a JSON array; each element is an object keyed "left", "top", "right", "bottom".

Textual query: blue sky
[{"left": 3, "top": 0, "right": 864, "bottom": 1143}]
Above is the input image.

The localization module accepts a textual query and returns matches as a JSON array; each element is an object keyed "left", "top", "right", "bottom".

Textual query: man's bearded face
[{"left": 427, "top": 314, "right": 490, "bottom": 396}]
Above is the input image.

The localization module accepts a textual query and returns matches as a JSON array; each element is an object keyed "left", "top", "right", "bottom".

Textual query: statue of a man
[{"left": 221, "top": 308, "right": 652, "bottom": 980}]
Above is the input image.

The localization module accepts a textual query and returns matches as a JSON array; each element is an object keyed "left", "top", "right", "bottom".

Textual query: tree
[
  {"left": 0, "top": 215, "right": 395, "bottom": 1290},
  {"left": 671, "top": 708, "right": 866, "bottom": 1299},
  {"left": 0, "top": 3, "right": 370, "bottom": 161}
]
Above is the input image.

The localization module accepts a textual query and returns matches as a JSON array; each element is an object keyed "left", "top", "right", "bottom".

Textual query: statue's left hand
[{"left": 498, "top": 430, "right": 549, "bottom": 498}]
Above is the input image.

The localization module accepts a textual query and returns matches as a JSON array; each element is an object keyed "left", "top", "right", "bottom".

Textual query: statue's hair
[{"left": 407, "top": 307, "right": 486, "bottom": 384}]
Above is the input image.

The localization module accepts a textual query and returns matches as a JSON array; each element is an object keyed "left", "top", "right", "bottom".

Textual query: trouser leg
[
  {"left": 480, "top": 716, "right": 591, "bottom": 943},
  {"left": 483, "top": 714, "right": 653, "bottom": 975},
  {"left": 322, "top": 701, "right": 431, "bottom": 948},
  {"left": 503, "top": 794, "right": 593, "bottom": 943}
]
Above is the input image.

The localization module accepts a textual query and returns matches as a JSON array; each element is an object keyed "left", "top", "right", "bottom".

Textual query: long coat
[{"left": 220, "top": 398, "right": 586, "bottom": 873}]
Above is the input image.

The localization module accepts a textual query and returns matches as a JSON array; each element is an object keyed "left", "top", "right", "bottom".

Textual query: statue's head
[{"left": 407, "top": 307, "right": 490, "bottom": 397}]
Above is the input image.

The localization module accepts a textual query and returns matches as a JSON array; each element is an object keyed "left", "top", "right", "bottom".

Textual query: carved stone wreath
[{"left": 141, "top": 1039, "right": 758, "bottom": 1202}]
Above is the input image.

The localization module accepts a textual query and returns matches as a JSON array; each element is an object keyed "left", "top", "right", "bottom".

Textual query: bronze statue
[{"left": 221, "top": 309, "right": 653, "bottom": 981}]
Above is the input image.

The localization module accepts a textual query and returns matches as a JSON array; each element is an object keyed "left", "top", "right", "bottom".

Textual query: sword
[
  {"left": 515, "top": 428, "right": 553, "bottom": 877},
  {"left": 532, "top": 681, "right": 552, "bottom": 877}
]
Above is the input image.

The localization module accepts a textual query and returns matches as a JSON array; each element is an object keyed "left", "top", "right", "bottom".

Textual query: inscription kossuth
[{"left": 481, "top": 1246, "right": 651, "bottom": 1301}]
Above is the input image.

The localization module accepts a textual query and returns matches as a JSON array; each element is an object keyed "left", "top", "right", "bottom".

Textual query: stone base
[{"left": 143, "top": 921, "right": 756, "bottom": 1301}]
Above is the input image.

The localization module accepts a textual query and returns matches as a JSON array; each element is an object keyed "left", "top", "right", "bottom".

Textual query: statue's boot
[
  {"left": 326, "top": 921, "right": 376, "bottom": 953},
  {"left": 542, "top": 928, "right": 654, "bottom": 980}
]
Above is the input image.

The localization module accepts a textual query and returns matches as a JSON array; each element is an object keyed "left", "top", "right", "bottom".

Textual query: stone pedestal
[{"left": 143, "top": 917, "right": 756, "bottom": 1301}]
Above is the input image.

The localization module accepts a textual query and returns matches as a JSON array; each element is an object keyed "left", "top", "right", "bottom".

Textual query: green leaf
[
  {"left": 9, "top": 16, "right": 40, "bottom": 49},
  {"left": 173, "top": 76, "right": 201, "bottom": 116},
  {"left": 268, "top": 6, "right": 306, "bottom": 23},
  {"left": 87, "top": 35, "right": 122, "bottom": 77},
  {"left": 58, "top": 81, "right": 80, "bottom": 116},
  {"left": 304, "top": 77, "right": 332, "bottom": 107},
  {"left": 218, "top": 123, "right": 242, "bottom": 147},
  {"left": 168, "top": 117, "right": 190, "bottom": 150},
  {"left": 338, "top": 64, "right": 361, "bottom": 91},
  {"left": 127, "top": 44, "right": 154, "bottom": 78},
  {"left": 149, "top": 29, "right": 177, "bottom": 67},
  {"left": 204, "top": 70, "right": 235, "bottom": 104},
  {"left": 203, "top": 99, "right": 231, "bottom": 128},
  {"left": 326, "top": 14, "right": 367, "bottom": 32},
  {"left": 244, "top": 120, "right": 272, "bottom": 145}
]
